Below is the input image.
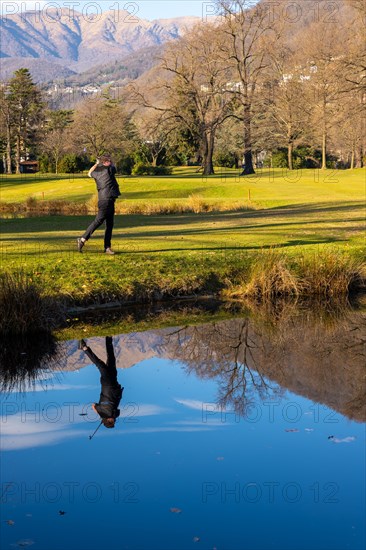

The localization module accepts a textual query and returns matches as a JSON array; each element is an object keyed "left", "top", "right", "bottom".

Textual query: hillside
[{"left": 0, "top": 8, "right": 200, "bottom": 81}]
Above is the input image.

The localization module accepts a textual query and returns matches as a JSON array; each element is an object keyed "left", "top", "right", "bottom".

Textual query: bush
[
  {"left": 117, "top": 155, "right": 135, "bottom": 175},
  {"left": 59, "top": 154, "right": 85, "bottom": 173},
  {"left": 38, "top": 153, "right": 53, "bottom": 173},
  {"left": 131, "top": 163, "right": 172, "bottom": 176},
  {"left": 271, "top": 149, "right": 288, "bottom": 168},
  {"left": 213, "top": 151, "right": 238, "bottom": 168}
]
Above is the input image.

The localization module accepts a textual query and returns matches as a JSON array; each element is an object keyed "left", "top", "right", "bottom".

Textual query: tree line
[{"left": 0, "top": 0, "right": 365, "bottom": 176}]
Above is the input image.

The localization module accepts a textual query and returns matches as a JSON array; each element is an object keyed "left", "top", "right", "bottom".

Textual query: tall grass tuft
[
  {"left": 240, "top": 250, "right": 299, "bottom": 299},
  {"left": 0, "top": 272, "right": 64, "bottom": 334},
  {"left": 298, "top": 250, "right": 366, "bottom": 296},
  {"left": 187, "top": 194, "right": 212, "bottom": 213},
  {"left": 224, "top": 249, "right": 366, "bottom": 302}
]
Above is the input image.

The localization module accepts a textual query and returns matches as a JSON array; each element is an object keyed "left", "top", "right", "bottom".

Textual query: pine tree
[{"left": 7, "top": 68, "right": 44, "bottom": 173}]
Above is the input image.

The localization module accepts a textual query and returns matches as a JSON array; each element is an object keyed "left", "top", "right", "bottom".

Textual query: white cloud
[
  {"left": 131, "top": 404, "right": 170, "bottom": 417},
  {"left": 175, "top": 398, "right": 221, "bottom": 412},
  {"left": 0, "top": 407, "right": 89, "bottom": 450}
]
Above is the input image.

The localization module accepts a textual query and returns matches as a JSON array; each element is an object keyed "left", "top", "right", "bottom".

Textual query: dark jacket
[
  {"left": 95, "top": 385, "right": 123, "bottom": 420},
  {"left": 84, "top": 337, "right": 123, "bottom": 420},
  {"left": 92, "top": 165, "right": 121, "bottom": 201}
]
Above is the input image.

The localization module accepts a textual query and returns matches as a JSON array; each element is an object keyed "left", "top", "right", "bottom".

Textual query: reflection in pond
[
  {"left": 0, "top": 333, "right": 60, "bottom": 394},
  {"left": 79, "top": 337, "right": 124, "bottom": 434},
  {"left": 1, "top": 305, "right": 365, "bottom": 550},
  {"left": 163, "top": 309, "right": 366, "bottom": 422}
]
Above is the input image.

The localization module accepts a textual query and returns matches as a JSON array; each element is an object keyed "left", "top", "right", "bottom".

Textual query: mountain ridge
[{"left": 0, "top": 9, "right": 200, "bottom": 81}]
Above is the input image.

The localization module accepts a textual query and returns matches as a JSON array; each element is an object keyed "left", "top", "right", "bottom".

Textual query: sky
[{"left": 4, "top": 1, "right": 222, "bottom": 20}]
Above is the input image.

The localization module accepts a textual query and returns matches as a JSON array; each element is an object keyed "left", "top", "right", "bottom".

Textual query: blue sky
[{"left": 10, "top": 1, "right": 217, "bottom": 20}]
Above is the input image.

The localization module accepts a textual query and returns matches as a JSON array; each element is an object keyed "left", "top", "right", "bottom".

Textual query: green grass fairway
[
  {"left": 1, "top": 167, "right": 365, "bottom": 305},
  {"left": 1, "top": 167, "right": 365, "bottom": 209}
]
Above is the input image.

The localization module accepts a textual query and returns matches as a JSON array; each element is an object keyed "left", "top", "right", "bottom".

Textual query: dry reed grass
[
  {"left": 0, "top": 272, "right": 64, "bottom": 334},
  {"left": 223, "top": 250, "right": 366, "bottom": 300},
  {"left": 1, "top": 196, "right": 255, "bottom": 216}
]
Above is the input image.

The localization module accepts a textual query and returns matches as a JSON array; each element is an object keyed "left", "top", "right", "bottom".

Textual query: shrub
[
  {"left": 117, "top": 155, "right": 135, "bottom": 175},
  {"left": 59, "top": 154, "right": 85, "bottom": 173},
  {"left": 132, "top": 163, "right": 172, "bottom": 176},
  {"left": 271, "top": 149, "right": 288, "bottom": 168},
  {"left": 213, "top": 151, "right": 238, "bottom": 168},
  {"left": 38, "top": 153, "right": 53, "bottom": 173}
]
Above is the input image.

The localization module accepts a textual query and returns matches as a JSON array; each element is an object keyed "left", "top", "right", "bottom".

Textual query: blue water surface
[{"left": 0, "top": 330, "right": 365, "bottom": 550}]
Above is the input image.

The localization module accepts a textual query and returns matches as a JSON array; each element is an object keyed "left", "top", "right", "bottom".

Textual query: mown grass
[
  {"left": 0, "top": 167, "right": 365, "bottom": 322},
  {"left": 1, "top": 166, "right": 365, "bottom": 209}
]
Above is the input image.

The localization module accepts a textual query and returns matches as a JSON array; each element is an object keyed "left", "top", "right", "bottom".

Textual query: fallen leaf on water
[
  {"left": 285, "top": 429, "right": 299, "bottom": 433},
  {"left": 14, "top": 540, "right": 34, "bottom": 548},
  {"left": 170, "top": 508, "right": 182, "bottom": 514},
  {"left": 6, "top": 520, "right": 15, "bottom": 525}
]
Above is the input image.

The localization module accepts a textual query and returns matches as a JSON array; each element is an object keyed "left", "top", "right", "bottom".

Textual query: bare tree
[
  {"left": 263, "top": 42, "right": 311, "bottom": 170},
  {"left": 43, "top": 110, "right": 73, "bottom": 174},
  {"left": 71, "top": 97, "right": 137, "bottom": 160},
  {"left": 128, "top": 23, "right": 235, "bottom": 175},
  {"left": 295, "top": 20, "right": 344, "bottom": 169},
  {"left": 340, "top": 5, "right": 366, "bottom": 166},
  {"left": 215, "top": 0, "right": 281, "bottom": 175}
]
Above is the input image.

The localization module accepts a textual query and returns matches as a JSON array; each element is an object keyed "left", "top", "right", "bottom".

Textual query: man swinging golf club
[
  {"left": 77, "top": 155, "right": 121, "bottom": 255},
  {"left": 79, "top": 337, "right": 123, "bottom": 437}
]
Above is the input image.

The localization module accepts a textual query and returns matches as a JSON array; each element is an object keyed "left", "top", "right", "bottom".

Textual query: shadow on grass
[
  {"left": 1, "top": 237, "right": 345, "bottom": 259},
  {"left": 0, "top": 200, "right": 364, "bottom": 230}
]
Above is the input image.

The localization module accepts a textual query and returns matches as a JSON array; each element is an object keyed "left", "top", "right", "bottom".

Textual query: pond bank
[{"left": 1, "top": 250, "right": 366, "bottom": 333}]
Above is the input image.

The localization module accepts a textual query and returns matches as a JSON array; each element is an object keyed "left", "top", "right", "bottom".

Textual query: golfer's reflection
[{"left": 79, "top": 337, "right": 123, "bottom": 435}]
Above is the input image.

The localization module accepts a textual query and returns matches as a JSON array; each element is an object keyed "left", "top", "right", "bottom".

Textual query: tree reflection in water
[
  {"left": 163, "top": 303, "right": 366, "bottom": 422},
  {"left": 0, "top": 333, "right": 62, "bottom": 393},
  {"left": 166, "top": 320, "right": 284, "bottom": 417}
]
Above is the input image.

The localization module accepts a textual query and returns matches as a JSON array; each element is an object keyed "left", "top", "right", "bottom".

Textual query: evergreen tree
[{"left": 7, "top": 68, "right": 44, "bottom": 173}]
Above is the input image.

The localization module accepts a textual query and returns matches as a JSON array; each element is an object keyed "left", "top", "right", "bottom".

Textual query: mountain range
[{"left": 0, "top": 8, "right": 200, "bottom": 82}]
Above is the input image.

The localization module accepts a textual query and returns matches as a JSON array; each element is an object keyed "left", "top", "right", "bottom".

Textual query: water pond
[{"left": 1, "top": 306, "right": 365, "bottom": 550}]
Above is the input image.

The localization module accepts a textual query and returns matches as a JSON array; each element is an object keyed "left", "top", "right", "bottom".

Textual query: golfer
[
  {"left": 79, "top": 336, "right": 123, "bottom": 430},
  {"left": 77, "top": 155, "right": 121, "bottom": 254}
]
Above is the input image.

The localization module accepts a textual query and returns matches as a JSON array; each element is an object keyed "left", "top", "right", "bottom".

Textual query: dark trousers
[
  {"left": 84, "top": 337, "right": 122, "bottom": 418},
  {"left": 82, "top": 199, "right": 115, "bottom": 250}
]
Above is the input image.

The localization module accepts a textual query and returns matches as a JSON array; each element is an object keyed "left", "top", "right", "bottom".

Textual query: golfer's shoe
[
  {"left": 105, "top": 248, "right": 115, "bottom": 255},
  {"left": 78, "top": 339, "right": 87, "bottom": 351},
  {"left": 77, "top": 238, "right": 85, "bottom": 253}
]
